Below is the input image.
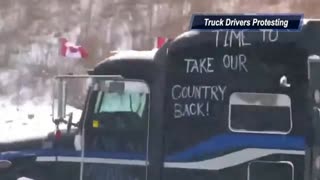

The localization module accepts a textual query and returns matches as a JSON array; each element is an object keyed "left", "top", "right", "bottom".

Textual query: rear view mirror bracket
[{"left": 67, "top": 112, "right": 74, "bottom": 133}]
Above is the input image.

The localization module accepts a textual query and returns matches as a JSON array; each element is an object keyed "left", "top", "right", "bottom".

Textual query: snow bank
[{"left": 0, "top": 97, "right": 82, "bottom": 143}]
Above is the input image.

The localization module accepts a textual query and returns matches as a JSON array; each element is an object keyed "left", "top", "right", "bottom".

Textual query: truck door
[
  {"left": 80, "top": 79, "right": 150, "bottom": 180},
  {"left": 52, "top": 76, "right": 87, "bottom": 180}
]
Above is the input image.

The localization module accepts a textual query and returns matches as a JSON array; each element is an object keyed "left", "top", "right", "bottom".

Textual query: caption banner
[{"left": 190, "top": 14, "right": 303, "bottom": 31}]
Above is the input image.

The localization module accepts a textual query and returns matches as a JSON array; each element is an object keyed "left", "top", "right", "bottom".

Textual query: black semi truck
[{"left": 1, "top": 20, "right": 320, "bottom": 180}]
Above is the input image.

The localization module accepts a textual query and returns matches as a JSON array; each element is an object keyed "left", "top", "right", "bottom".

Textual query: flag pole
[
  {"left": 58, "top": 38, "right": 62, "bottom": 76},
  {"left": 148, "top": 0, "right": 153, "bottom": 49},
  {"left": 16, "top": 49, "right": 21, "bottom": 112},
  {"left": 16, "top": 71, "right": 21, "bottom": 112}
]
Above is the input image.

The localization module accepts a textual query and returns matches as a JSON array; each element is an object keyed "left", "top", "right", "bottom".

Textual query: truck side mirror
[
  {"left": 0, "top": 155, "right": 36, "bottom": 173},
  {"left": 0, "top": 160, "right": 11, "bottom": 169}
]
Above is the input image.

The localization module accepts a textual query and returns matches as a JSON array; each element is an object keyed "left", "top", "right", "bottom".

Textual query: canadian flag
[
  {"left": 154, "top": 37, "right": 170, "bottom": 49},
  {"left": 60, "top": 38, "right": 88, "bottom": 59}
]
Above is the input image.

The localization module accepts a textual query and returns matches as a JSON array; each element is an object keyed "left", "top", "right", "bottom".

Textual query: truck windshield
[
  {"left": 91, "top": 80, "right": 150, "bottom": 131},
  {"left": 94, "top": 91, "right": 147, "bottom": 117}
]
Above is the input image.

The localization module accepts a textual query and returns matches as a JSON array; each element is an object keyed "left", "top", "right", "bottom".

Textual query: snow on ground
[
  {"left": 0, "top": 97, "right": 82, "bottom": 143},
  {"left": 108, "top": 49, "right": 158, "bottom": 61}
]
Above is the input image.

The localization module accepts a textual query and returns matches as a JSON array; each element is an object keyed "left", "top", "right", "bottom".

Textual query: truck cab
[{"left": 51, "top": 49, "right": 159, "bottom": 180}]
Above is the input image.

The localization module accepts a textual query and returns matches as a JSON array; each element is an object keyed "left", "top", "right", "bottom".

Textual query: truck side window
[{"left": 229, "top": 92, "right": 292, "bottom": 134}]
